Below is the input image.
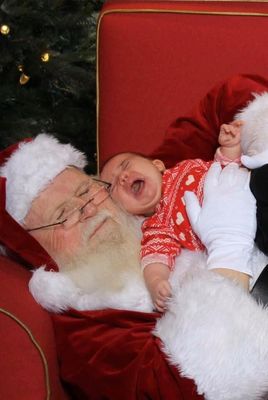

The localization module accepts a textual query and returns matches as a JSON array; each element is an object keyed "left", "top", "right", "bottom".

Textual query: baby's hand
[
  {"left": 220, "top": 123, "right": 238, "bottom": 137},
  {"left": 219, "top": 120, "right": 243, "bottom": 144},
  {"left": 149, "top": 278, "right": 172, "bottom": 312}
]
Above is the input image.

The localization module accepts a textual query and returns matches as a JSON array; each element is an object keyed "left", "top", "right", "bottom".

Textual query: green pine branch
[{"left": 0, "top": 0, "right": 104, "bottom": 173}]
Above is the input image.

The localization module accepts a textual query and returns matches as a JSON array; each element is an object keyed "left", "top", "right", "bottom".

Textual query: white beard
[
  {"left": 30, "top": 209, "right": 153, "bottom": 312},
  {"left": 58, "top": 210, "right": 142, "bottom": 292}
]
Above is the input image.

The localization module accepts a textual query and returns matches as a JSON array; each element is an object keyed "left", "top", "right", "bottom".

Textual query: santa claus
[{"left": 1, "top": 117, "right": 268, "bottom": 399}]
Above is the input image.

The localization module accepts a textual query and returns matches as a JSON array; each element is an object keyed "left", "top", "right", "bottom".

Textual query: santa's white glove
[
  {"left": 241, "top": 149, "right": 268, "bottom": 169},
  {"left": 184, "top": 162, "right": 256, "bottom": 273}
]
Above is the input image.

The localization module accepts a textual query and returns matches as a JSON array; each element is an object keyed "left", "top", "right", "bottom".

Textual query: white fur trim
[
  {"left": 0, "top": 134, "right": 87, "bottom": 224},
  {"left": 235, "top": 91, "right": 268, "bottom": 157},
  {"left": 29, "top": 267, "right": 82, "bottom": 313},
  {"left": 155, "top": 267, "right": 268, "bottom": 400},
  {"left": 29, "top": 266, "right": 153, "bottom": 313}
]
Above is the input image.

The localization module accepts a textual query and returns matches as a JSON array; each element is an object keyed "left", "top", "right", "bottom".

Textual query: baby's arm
[
  {"left": 216, "top": 120, "right": 243, "bottom": 162},
  {"left": 143, "top": 262, "right": 172, "bottom": 312}
]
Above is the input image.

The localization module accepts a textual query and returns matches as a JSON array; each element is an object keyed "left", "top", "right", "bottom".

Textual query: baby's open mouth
[{"left": 131, "top": 179, "right": 144, "bottom": 194}]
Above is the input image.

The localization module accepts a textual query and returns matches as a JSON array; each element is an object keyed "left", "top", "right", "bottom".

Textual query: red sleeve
[
  {"left": 141, "top": 214, "right": 181, "bottom": 270},
  {"left": 141, "top": 166, "right": 184, "bottom": 270}
]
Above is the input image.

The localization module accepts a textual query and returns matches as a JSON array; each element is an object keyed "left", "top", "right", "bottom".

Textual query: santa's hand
[
  {"left": 242, "top": 149, "right": 268, "bottom": 169},
  {"left": 184, "top": 162, "right": 256, "bottom": 273}
]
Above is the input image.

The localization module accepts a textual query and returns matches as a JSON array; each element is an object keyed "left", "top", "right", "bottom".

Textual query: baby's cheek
[{"left": 110, "top": 189, "right": 126, "bottom": 207}]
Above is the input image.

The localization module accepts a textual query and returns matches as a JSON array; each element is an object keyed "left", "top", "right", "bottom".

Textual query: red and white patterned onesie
[{"left": 141, "top": 159, "right": 213, "bottom": 270}]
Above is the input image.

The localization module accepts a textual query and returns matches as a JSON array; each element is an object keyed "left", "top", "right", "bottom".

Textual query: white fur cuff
[{"left": 155, "top": 268, "right": 268, "bottom": 400}]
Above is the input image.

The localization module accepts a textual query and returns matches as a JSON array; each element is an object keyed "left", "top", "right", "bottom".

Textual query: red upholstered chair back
[{"left": 97, "top": 0, "right": 268, "bottom": 170}]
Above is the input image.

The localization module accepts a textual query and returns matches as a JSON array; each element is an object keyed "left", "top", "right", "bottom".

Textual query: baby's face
[{"left": 100, "top": 153, "right": 165, "bottom": 216}]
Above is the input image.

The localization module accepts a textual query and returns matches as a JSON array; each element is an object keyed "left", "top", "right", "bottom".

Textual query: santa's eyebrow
[
  {"left": 50, "top": 180, "right": 91, "bottom": 221},
  {"left": 48, "top": 201, "right": 68, "bottom": 223},
  {"left": 74, "top": 180, "right": 92, "bottom": 195},
  {"left": 56, "top": 207, "right": 65, "bottom": 221}
]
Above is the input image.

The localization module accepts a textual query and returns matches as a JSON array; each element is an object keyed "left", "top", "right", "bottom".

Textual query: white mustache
[{"left": 82, "top": 209, "right": 113, "bottom": 240}]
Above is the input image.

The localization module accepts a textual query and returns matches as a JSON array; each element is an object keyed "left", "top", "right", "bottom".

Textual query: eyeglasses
[{"left": 26, "top": 178, "right": 111, "bottom": 232}]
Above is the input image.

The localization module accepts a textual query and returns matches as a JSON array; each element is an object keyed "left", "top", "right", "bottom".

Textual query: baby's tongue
[{"left": 131, "top": 179, "right": 144, "bottom": 194}]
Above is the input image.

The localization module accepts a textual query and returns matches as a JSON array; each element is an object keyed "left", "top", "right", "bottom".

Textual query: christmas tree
[{"left": 0, "top": 0, "right": 104, "bottom": 173}]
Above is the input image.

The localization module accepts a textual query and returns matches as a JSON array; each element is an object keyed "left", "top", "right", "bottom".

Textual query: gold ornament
[
  {"left": 1, "top": 24, "right": 10, "bottom": 35},
  {"left": 19, "top": 73, "right": 30, "bottom": 85},
  {"left": 18, "top": 65, "right": 23, "bottom": 72},
  {"left": 41, "top": 52, "right": 50, "bottom": 62}
]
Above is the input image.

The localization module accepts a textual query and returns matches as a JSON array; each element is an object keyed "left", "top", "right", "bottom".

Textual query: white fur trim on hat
[
  {"left": 235, "top": 91, "right": 268, "bottom": 156},
  {"left": 0, "top": 134, "right": 87, "bottom": 224}
]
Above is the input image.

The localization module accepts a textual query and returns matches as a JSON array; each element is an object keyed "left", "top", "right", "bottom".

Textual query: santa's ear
[
  {"left": 250, "top": 164, "right": 268, "bottom": 204},
  {"left": 152, "top": 159, "right": 166, "bottom": 173}
]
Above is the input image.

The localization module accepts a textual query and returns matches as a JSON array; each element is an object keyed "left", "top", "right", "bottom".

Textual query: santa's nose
[{"left": 79, "top": 202, "right": 98, "bottom": 221}]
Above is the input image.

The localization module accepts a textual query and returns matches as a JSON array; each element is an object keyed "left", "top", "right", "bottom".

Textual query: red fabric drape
[
  {"left": 53, "top": 309, "right": 203, "bottom": 399},
  {"left": 151, "top": 74, "right": 268, "bottom": 168}
]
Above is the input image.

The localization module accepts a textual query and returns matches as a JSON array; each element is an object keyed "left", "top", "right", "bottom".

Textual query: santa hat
[
  {"left": 0, "top": 134, "right": 87, "bottom": 270},
  {"left": 0, "top": 133, "right": 87, "bottom": 225},
  {"left": 235, "top": 91, "right": 268, "bottom": 156}
]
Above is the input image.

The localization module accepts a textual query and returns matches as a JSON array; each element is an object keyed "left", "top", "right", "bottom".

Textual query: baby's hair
[{"left": 101, "top": 151, "right": 152, "bottom": 172}]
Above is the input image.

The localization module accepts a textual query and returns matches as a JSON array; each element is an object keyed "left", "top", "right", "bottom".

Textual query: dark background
[{"left": 0, "top": 0, "right": 104, "bottom": 173}]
